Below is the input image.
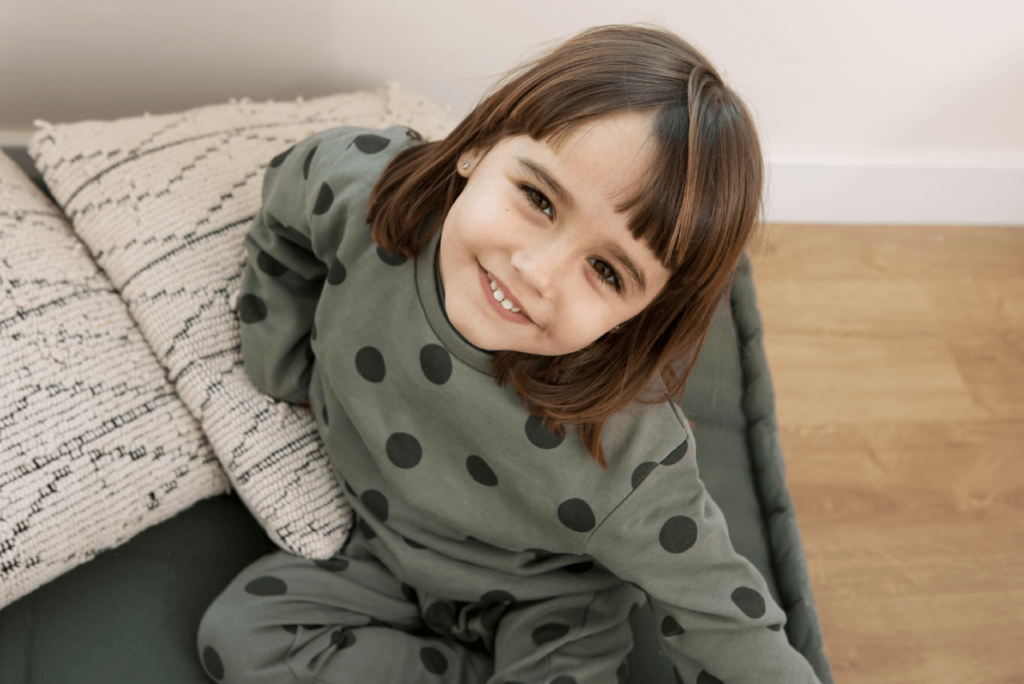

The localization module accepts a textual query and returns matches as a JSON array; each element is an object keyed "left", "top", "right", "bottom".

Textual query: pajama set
[{"left": 197, "top": 125, "right": 822, "bottom": 684}]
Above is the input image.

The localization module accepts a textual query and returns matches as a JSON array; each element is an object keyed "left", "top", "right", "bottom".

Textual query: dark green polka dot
[
  {"left": 731, "top": 586, "right": 766, "bottom": 618},
  {"left": 557, "top": 499, "right": 595, "bottom": 533},
  {"left": 531, "top": 622, "right": 570, "bottom": 646},
  {"left": 377, "top": 245, "right": 408, "bottom": 266},
  {"left": 661, "top": 615, "right": 685, "bottom": 636},
  {"left": 466, "top": 455, "right": 498, "bottom": 486},
  {"left": 659, "top": 516, "right": 698, "bottom": 553},
  {"left": 327, "top": 256, "right": 347, "bottom": 285},
  {"left": 525, "top": 414, "right": 563, "bottom": 449},
  {"left": 481, "top": 590, "right": 515, "bottom": 603},
  {"left": 420, "top": 344, "right": 452, "bottom": 384},
  {"left": 353, "top": 134, "right": 391, "bottom": 154},
  {"left": 355, "top": 347, "right": 385, "bottom": 382},
  {"left": 403, "top": 536, "right": 426, "bottom": 549},
  {"left": 420, "top": 646, "right": 448, "bottom": 675},
  {"left": 269, "top": 145, "right": 294, "bottom": 167},
  {"left": 563, "top": 561, "right": 593, "bottom": 574},
  {"left": 361, "top": 489, "right": 389, "bottom": 522},
  {"left": 631, "top": 461, "right": 658, "bottom": 488},
  {"left": 331, "top": 629, "right": 356, "bottom": 649},
  {"left": 256, "top": 250, "right": 287, "bottom": 276},
  {"left": 697, "top": 671, "right": 723, "bottom": 684},
  {"left": 202, "top": 646, "right": 224, "bottom": 679},
  {"left": 313, "top": 183, "right": 334, "bottom": 215},
  {"left": 661, "top": 440, "right": 689, "bottom": 466},
  {"left": 314, "top": 558, "right": 349, "bottom": 571},
  {"left": 357, "top": 518, "right": 376, "bottom": 539},
  {"left": 552, "top": 676, "right": 577, "bottom": 684},
  {"left": 425, "top": 602, "right": 455, "bottom": 634},
  {"left": 769, "top": 623, "right": 783, "bottom": 632},
  {"left": 238, "top": 294, "right": 267, "bottom": 323},
  {"left": 386, "top": 432, "right": 422, "bottom": 468},
  {"left": 244, "top": 576, "right": 287, "bottom": 596},
  {"left": 481, "top": 602, "right": 508, "bottom": 631},
  {"left": 303, "top": 145, "right": 318, "bottom": 179}
]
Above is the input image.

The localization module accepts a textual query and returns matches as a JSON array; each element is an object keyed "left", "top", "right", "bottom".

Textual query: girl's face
[{"left": 438, "top": 111, "right": 672, "bottom": 356}]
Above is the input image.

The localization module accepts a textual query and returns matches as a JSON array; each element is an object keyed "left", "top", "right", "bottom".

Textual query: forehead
[{"left": 541, "top": 111, "right": 656, "bottom": 203}]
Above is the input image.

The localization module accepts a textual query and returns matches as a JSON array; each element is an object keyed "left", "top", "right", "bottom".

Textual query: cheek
[{"left": 460, "top": 185, "right": 517, "bottom": 238}]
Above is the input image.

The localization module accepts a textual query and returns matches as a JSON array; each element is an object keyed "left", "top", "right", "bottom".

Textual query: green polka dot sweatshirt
[{"left": 238, "top": 125, "right": 822, "bottom": 683}]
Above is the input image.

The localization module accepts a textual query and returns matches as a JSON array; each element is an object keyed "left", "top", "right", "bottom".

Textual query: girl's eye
[
  {"left": 588, "top": 257, "right": 622, "bottom": 293},
  {"left": 521, "top": 185, "right": 554, "bottom": 219}
]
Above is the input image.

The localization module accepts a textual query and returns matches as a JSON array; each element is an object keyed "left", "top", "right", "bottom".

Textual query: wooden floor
[{"left": 748, "top": 224, "right": 1024, "bottom": 684}]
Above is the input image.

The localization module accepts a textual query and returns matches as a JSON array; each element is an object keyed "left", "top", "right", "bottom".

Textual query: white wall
[{"left": 2, "top": 0, "right": 1022, "bottom": 224}]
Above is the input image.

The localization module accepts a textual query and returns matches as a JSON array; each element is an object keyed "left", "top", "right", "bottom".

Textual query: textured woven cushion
[
  {"left": 27, "top": 86, "right": 457, "bottom": 559},
  {"left": 0, "top": 151, "right": 229, "bottom": 608}
]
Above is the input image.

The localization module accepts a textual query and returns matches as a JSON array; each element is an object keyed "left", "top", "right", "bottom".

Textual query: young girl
[{"left": 198, "top": 25, "right": 822, "bottom": 684}]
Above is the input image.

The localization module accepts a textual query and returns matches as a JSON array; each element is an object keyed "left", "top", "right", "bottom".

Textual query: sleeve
[
  {"left": 585, "top": 413, "right": 823, "bottom": 684},
  {"left": 237, "top": 125, "right": 416, "bottom": 403}
]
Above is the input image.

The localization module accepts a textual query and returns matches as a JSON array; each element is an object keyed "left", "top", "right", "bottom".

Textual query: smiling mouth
[
  {"left": 479, "top": 265, "right": 533, "bottom": 325},
  {"left": 485, "top": 272, "right": 523, "bottom": 313}
]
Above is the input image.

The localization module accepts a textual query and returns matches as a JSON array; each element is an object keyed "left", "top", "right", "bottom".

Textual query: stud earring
[{"left": 461, "top": 162, "right": 470, "bottom": 170}]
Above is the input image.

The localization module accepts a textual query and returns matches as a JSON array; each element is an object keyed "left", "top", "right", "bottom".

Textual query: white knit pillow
[
  {"left": 27, "top": 85, "right": 457, "bottom": 559},
  {"left": 0, "top": 152, "right": 230, "bottom": 609}
]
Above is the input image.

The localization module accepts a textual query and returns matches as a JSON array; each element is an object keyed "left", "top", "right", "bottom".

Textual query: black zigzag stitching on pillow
[
  {"left": 59, "top": 119, "right": 337, "bottom": 208},
  {"left": 120, "top": 215, "right": 254, "bottom": 290}
]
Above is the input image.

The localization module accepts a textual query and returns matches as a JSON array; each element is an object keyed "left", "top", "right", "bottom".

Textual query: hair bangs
[{"left": 612, "top": 105, "right": 692, "bottom": 271}]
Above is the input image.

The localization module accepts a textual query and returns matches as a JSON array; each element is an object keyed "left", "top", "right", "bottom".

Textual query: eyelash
[
  {"left": 589, "top": 257, "right": 623, "bottom": 293},
  {"left": 519, "top": 184, "right": 623, "bottom": 293},
  {"left": 521, "top": 185, "right": 554, "bottom": 219}
]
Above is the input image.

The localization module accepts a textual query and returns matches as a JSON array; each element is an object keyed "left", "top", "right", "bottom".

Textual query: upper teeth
[{"left": 486, "top": 272, "right": 520, "bottom": 312}]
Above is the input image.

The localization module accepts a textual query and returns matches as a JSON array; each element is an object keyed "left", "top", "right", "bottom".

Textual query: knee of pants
[
  {"left": 492, "top": 583, "right": 644, "bottom": 682},
  {"left": 196, "top": 588, "right": 294, "bottom": 684}
]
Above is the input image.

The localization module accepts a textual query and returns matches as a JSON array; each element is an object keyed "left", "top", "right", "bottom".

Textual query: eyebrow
[
  {"left": 607, "top": 244, "right": 648, "bottom": 297},
  {"left": 515, "top": 156, "right": 648, "bottom": 297},
  {"left": 515, "top": 157, "right": 576, "bottom": 211}
]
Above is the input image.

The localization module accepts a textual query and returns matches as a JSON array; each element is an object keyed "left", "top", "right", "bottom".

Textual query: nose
[{"left": 509, "top": 233, "right": 570, "bottom": 298}]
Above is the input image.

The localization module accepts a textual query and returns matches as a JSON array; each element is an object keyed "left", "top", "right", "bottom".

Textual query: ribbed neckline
[{"left": 415, "top": 228, "right": 496, "bottom": 376}]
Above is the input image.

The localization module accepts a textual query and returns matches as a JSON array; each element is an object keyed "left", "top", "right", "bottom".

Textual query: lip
[{"left": 478, "top": 264, "right": 533, "bottom": 325}]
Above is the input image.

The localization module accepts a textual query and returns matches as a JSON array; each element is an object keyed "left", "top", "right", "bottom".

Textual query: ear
[{"left": 457, "top": 149, "right": 482, "bottom": 177}]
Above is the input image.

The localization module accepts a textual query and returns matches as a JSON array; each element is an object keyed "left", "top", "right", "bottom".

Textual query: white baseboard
[
  {"left": 766, "top": 156, "right": 1024, "bottom": 226},
  {"left": 2, "top": 127, "right": 1021, "bottom": 226}
]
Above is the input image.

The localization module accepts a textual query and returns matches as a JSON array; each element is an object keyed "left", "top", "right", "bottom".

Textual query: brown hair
[{"left": 369, "top": 25, "right": 764, "bottom": 468}]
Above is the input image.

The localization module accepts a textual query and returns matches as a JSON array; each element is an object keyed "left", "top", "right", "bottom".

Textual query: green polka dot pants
[{"left": 198, "top": 528, "right": 638, "bottom": 683}]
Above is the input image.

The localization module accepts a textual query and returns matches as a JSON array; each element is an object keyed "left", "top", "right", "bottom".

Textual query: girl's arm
[
  {"left": 238, "top": 125, "right": 415, "bottom": 403},
  {"left": 585, "top": 416, "right": 824, "bottom": 684},
  {"left": 237, "top": 132, "right": 332, "bottom": 404}
]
